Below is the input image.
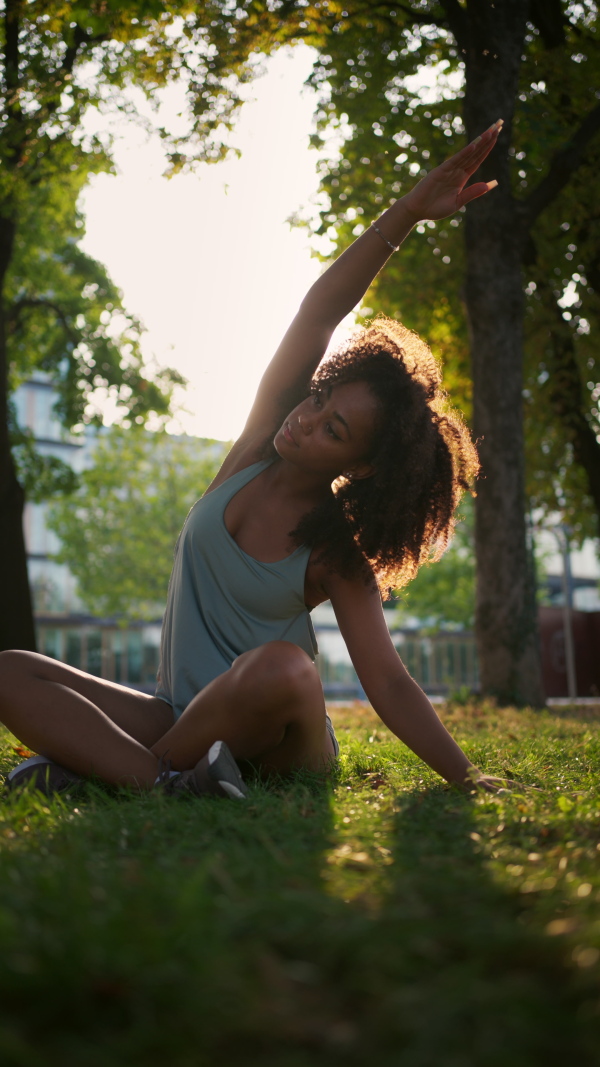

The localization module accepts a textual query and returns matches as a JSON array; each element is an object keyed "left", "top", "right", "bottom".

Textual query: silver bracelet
[{"left": 370, "top": 222, "right": 399, "bottom": 252}]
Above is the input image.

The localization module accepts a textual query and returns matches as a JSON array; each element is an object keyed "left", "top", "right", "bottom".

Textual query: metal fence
[
  {"left": 317, "top": 628, "right": 478, "bottom": 698},
  {"left": 36, "top": 618, "right": 479, "bottom": 699},
  {"left": 37, "top": 619, "right": 162, "bottom": 690}
]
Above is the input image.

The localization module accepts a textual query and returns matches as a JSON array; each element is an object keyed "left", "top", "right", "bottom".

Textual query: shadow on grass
[
  {"left": 0, "top": 773, "right": 340, "bottom": 1067},
  {"left": 367, "top": 786, "right": 595, "bottom": 1067},
  {"left": 0, "top": 772, "right": 596, "bottom": 1067}
]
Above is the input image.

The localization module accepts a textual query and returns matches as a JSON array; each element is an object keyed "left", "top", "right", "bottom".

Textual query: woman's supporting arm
[
  {"left": 328, "top": 571, "right": 507, "bottom": 791},
  {"left": 242, "top": 119, "right": 503, "bottom": 437}
]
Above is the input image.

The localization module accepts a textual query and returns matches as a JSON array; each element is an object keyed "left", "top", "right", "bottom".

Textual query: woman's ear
[{"left": 344, "top": 462, "right": 375, "bottom": 481}]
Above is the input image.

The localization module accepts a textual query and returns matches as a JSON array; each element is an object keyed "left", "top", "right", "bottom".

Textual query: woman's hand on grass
[
  {"left": 458, "top": 767, "right": 518, "bottom": 794},
  {"left": 469, "top": 774, "right": 516, "bottom": 794},
  {"left": 402, "top": 119, "right": 503, "bottom": 223},
  {"left": 465, "top": 773, "right": 542, "bottom": 795}
]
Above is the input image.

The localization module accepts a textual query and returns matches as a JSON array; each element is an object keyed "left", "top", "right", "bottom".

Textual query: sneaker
[
  {"left": 161, "top": 740, "right": 247, "bottom": 800},
  {"left": 6, "top": 755, "right": 82, "bottom": 796}
]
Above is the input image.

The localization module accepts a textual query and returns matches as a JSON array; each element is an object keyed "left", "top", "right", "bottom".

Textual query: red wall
[{"left": 539, "top": 607, "right": 600, "bottom": 698}]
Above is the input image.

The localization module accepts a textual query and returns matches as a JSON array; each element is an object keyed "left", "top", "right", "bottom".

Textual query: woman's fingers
[
  {"left": 439, "top": 120, "right": 503, "bottom": 205},
  {"left": 468, "top": 119, "right": 504, "bottom": 155},
  {"left": 468, "top": 121, "right": 503, "bottom": 163},
  {"left": 450, "top": 119, "right": 503, "bottom": 175},
  {"left": 401, "top": 119, "right": 503, "bottom": 220},
  {"left": 458, "top": 179, "right": 498, "bottom": 208}
]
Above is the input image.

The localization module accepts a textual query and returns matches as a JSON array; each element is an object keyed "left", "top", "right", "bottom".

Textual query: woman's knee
[
  {"left": 233, "top": 642, "right": 322, "bottom": 704},
  {"left": 0, "top": 649, "right": 37, "bottom": 686}
]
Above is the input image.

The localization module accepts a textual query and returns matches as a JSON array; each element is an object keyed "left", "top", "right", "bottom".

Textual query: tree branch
[
  {"left": 2, "top": 16, "right": 107, "bottom": 175},
  {"left": 438, "top": 0, "right": 468, "bottom": 49},
  {"left": 9, "top": 297, "right": 78, "bottom": 345},
  {"left": 522, "top": 100, "right": 600, "bottom": 227},
  {"left": 3, "top": 0, "right": 20, "bottom": 98},
  {"left": 392, "top": 2, "right": 449, "bottom": 29},
  {"left": 3, "top": 0, "right": 23, "bottom": 166},
  {"left": 62, "top": 25, "right": 88, "bottom": 76},
  {"left": 37, "top": 25, "right": 109, "bottom": 127},
  {"left": 527, "top": 0, "right": 567, "bottom": 50}
]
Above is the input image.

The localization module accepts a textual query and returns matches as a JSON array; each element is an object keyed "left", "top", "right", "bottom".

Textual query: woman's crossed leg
[{"left": 0, "top": 642, "right": 333, "bottom": 791}]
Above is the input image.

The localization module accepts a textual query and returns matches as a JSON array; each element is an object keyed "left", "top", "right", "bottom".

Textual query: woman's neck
[{"left": 265, "top": 455, "right": 334, "bottom": 507}]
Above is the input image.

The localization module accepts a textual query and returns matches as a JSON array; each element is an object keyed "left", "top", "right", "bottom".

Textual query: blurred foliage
[
  {"left": 6, "top": 165, "right": 186, "bottom": 452},
  {"left": 394, "top": 495, "right": 476, "bottom": 630},
  {"left": 9, "top": 424, "right": 79, "bottom": 504},
  {"left": 47, "top": 426, "right": 225, "bottom": 619}
]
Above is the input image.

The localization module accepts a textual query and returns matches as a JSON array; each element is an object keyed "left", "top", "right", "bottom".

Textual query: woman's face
[{"left": 274, "top": 380, "right": 380, "bottom": 480}]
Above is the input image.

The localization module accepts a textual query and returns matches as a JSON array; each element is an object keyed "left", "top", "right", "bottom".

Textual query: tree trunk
[
  {"left": 0, "top": 214, "right": 36, "bottom": 652},
  {"left": 462, "top": 0, "right": 544, "bottom": 705}
]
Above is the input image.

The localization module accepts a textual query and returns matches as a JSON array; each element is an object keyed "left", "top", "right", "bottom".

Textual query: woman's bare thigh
[{"left": 3, "top": 651, "right": 174, "bottom": 748}]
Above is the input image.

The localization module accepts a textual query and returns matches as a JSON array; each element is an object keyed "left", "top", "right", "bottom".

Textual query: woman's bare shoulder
[
  {"left": 306, "top": 555, "right": 379, "bottom": 611},
  {"left": 324, "top": 564, "right": 380, "bottom": 612}
]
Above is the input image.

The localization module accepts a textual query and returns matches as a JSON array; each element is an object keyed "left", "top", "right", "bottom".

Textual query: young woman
[{"left": 2, "top": 120, "right": 508, "bottom": 798}]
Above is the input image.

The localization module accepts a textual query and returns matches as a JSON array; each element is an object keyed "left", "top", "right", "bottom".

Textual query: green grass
[{"left": 0, "top": 700, "right": 599, "bottom": 1067}]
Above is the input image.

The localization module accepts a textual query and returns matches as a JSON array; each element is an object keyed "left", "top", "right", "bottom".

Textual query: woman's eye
[
  {"left": 313, "top": 393, "right": 322, "bottom": 407},
  {"left": 326, "top": 423, "right": 339, "bottom": 440}
]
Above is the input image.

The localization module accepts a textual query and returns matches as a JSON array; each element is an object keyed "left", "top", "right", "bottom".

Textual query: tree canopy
[
  {"left": 47, "top": 427, "right": 224, "bottom": 620},
  {"left": 394, "top": 497, "right": 476, "bottom": 630},
  {"left": 0, "top": 0, "right": 277, "bottom": 648},
  {"left": 2, "top": 0, "right": 264, "bottom": 444},
  {"left": 7, "top": 158, "right": 188, "bottom": 499}
]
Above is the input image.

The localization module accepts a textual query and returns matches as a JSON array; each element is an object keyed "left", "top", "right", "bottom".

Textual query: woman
[{"left": 2, "top": 120, "right": 507, "bottom": 798}]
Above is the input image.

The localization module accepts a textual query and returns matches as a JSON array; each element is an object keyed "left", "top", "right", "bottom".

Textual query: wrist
[
  {"left": 444, "top": 760, "right": 479, "bottom": 789},
  {"left": 454, "top": 764, "right": 482, "bottom": 790},
  {"left": 395, "top": 194, "right": 423, "bottom": 226},
  {"left": 371, "top": 197, "right": 420, "bottom": 249}
]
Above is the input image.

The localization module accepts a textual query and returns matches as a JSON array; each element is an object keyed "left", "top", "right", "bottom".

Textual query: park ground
[{"left": 0, "top": 699, "right": 599, "bottom": 1067}]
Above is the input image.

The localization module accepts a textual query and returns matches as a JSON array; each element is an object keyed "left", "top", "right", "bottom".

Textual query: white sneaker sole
[{"left": 207, "top": 740, "right": 248, "bottom": 800}]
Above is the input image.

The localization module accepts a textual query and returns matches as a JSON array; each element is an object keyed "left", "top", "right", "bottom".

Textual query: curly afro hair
[{"left": 288, "top": 317, "right": 480, "bottom": 594}]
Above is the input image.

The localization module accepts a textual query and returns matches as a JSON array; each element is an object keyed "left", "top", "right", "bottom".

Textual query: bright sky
[{"left": 80, "top": 44, "right": 347, "bottom": 442}]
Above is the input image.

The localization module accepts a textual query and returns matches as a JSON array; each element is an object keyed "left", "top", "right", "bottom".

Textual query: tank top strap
[{"left": 212, "top": 460, "right": 273, "bottom": 507}]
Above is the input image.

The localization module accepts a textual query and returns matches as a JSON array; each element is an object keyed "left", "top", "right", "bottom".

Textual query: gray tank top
[{"left": 156, "top": 460, "right": 318, "bottom": 719}]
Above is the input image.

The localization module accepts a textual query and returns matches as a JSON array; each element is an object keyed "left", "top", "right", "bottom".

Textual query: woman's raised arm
[{"left": 241, "top": 119, "right": 503, "bottom": 438}]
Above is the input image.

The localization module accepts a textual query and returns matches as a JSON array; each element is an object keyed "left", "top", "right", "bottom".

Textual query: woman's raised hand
[{"left": 402, "top": 120, "right": 503, "bottom": 223}]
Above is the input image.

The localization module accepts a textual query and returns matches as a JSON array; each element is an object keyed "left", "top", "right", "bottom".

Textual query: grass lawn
[{"left": 0, "top": 699, "right": 599, "bottom": 1067}]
